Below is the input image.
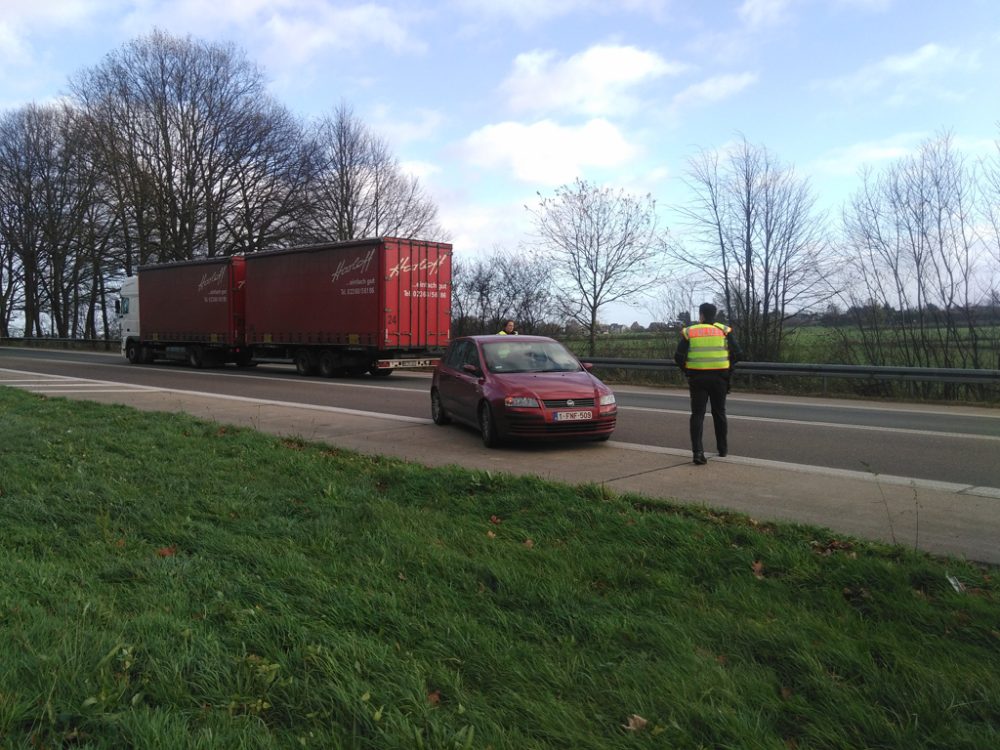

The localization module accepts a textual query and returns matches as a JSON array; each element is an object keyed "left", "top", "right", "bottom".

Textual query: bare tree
[
  {"left": 0, "top": 234, "right": 21, "bottom": 337},
  {"left": 841, "top": 133, "right": 995, "bottom": 373},
  {"left": 451, "top": 246, "right": 553, "bottom": 336},
  {"left": 0, "top": 103, "right": 103, "bottom": 337},
  {"left": 307, "top": 103, "right": 442, "bottom": 241},
  {"left": 674, "top": 136, "right": 828, "bottom": 361},
  {"left": 70, "top": 29, "right": 312, "bottom": 265},
  {"left": 528, "top": 178, "right": 665, "bottom": 355}
]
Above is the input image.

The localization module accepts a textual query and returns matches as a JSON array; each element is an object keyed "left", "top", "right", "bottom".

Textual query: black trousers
[{"left": 688, "top": 372, "right": 728, "bottom": 454}]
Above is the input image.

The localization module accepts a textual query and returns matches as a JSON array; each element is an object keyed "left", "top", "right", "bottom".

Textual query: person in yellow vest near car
[
  {"left": 674, "top": 303, "right": 743, "bottom": 465},
  {"left": 498, "top": 320, "right": 518, "bottom": 335}
]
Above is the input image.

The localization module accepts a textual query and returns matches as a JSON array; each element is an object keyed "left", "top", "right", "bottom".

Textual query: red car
[{"left": 430, "top": 335, "right": 617, "bottom": 447}]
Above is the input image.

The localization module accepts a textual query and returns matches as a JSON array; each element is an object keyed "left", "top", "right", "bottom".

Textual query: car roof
[{"left": 460, "top": 334, "right": 558, "bottom": 343}]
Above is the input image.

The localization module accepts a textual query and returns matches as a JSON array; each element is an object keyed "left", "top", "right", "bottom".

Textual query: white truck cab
[{"left": 116, "top": 276, "right": 142, "bottom": 362}]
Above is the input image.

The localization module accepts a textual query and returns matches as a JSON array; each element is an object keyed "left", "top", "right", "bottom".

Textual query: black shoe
[
  {"left": 693, "top": 452, "right": 707, "bottom": 465},
  {"left": 718, "top": 449, "right": 727, "bottom": 457}
]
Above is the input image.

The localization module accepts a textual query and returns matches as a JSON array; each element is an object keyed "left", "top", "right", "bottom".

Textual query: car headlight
[
  {"left": 599, "top": 393, "right": 616, "bottom": 405},
  {"left": 504, "top": 396, "right": 540, "bottom": 408}
]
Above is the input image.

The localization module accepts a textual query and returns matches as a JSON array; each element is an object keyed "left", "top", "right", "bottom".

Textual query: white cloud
[
  {"left": 502, "top": 44, "right": 687, "bottom": 117},
  {"left": 808, "top": 132, "right": 926, "bottom": 177},
  {"left": 0, "top": 22, "right": 33, "bottom": 67},
  {"left": 370, "top": 106, "right": 446, "bottom": 146},
  {"left": 262, "top": 4, "right": 425, "bottom": 64},
  {"left": 439, "top": 199, "right": 532, "bottom": 255},
  {"left": 0, "top": 0, "right": 99, "bottom": 26},
  {"left": 671, "top": 72, "right": 758, "bottom": 111},
  {"left": 452, "top": 0, "right": 670, "bottom": 26},
  {"left": 817, "top": 43, "right": 980, "bottom": 104},
  {"left": 113, "top": 1, "right": 425, "bottom": 69},
  {"left": 461, "top": 119, "right": 637, "bottom": 185},
  {"left": 399, "top": 160, "right": 441, "bottom": 181},
  {"left": 832, "top": 0, "right": 892, "bottom": 11},
  {"left": 738, "top": 0, "right": 793, "bottom": 28}
]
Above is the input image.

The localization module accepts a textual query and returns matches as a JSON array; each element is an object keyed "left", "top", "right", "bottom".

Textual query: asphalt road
[{"left": 3, "top": 346, "right": 998, "bottom": 489}]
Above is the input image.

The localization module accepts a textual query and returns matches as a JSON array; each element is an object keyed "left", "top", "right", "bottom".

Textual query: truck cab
[{"left": 117, "top": 276, "right": 143, "bottom": 362}]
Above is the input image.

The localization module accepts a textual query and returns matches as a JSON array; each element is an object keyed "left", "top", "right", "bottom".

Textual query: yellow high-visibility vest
[{"left": 683, "top": 323, "right": 732, "bottom": 370}]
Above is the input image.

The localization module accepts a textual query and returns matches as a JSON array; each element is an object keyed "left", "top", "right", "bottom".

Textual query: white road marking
[
  {"left": 619, "top": 405, "right": 1000, "bottom": 441},
  {"left": 606, "top": 440, "right": 998, "bottom": 497},
  {"left": 3, "top": 366, "right": 998, "bottom": 497}
]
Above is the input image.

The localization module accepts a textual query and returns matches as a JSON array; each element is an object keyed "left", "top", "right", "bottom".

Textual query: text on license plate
[{"left": 554, "top": 410, "right": 593, "bottom": 422}]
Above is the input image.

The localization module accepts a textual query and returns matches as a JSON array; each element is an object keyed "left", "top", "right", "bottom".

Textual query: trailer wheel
[
  {"left": 187, "top": 345, "right": 206, "bottom": 369},
  {"left": 235, "top": 350, "right": 256, "bottom": 368},
  {"left": 294, "top": 349, "right": 316, "bottom": 376},
  {"left": 318, "top": 350, "right": 340, "bottom": 378},
  {"left": 369, "top": 367, "right": 393, "bottom": 377},
  {"left": 125, "top": 341, "right": 141, "bottom": 364}
]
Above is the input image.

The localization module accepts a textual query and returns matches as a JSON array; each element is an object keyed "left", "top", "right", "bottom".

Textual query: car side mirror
[
  {"left": 462, "top": 363, "right": 481, "bottom": 376},
  {"left": 582, "top": 362, "right": 594, "bottom": 371}
]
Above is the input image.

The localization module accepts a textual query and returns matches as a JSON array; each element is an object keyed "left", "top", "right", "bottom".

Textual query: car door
[
  {"left": 435, "top": 340, "right": 466, "bottom": 413},
  {"left": 442, "top": 340, "right": 485, "bottom": 424}
]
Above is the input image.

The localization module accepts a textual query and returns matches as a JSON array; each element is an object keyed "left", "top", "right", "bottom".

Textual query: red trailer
[
  {"left": 119, "top": 256, "right": 248, "bottom": 367},
  {"left": 244, "top": 238, "right": 451, "bottom": 375},
  {"left": 118, "top": 238, "right": 451, "bottom": 376}
]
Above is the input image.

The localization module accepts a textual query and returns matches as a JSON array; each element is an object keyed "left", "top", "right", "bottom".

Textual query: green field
[{"left": 1, "top": 388, "right": 998, "bottom": 749}]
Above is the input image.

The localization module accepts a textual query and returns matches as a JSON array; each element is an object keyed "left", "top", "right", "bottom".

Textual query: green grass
[{"left": 1, "top": 388, "right": 998, "bottom": 749}]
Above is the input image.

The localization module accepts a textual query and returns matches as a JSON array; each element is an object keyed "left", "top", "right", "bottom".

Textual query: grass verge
[{"left": 0, "top": 387, "right": 998, "bottom": 749}]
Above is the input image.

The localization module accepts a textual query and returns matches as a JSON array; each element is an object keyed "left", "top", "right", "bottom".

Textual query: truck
[{"left": 117, "top": 237, "right": 452, "bottom": 376}]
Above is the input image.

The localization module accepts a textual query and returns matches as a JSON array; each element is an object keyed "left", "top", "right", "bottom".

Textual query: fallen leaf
[
  {"left": 427, "top": 690, "right": 441, "bottom": 706},
  {"left": 397, "top": 572, "right": 407, "bottom": 581},
  {"left": 622, "top": 714, "right": 648, "bottom": 732},
  {"left": 523, "top": 539, "right": 535, "bottom": 549},
  {"left": 752, "top": 560, "right": 765, "bottom": 579},
  {"left": 490, "top": 515, "right": 502, "bottom": 525},
  {"left": 780, "top": 686, "right": 793, "bottom": 700},
  {"left": 156, "top": 546, "right": 177, "bottom": 557},
  {"left": 115, "top": 539, "right": 126, "bottom": 548},
  {"left": 486, "top": 530, "right": 496, "bottom": 539}
]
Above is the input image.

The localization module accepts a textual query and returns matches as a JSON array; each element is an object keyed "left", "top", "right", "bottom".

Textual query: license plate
[{"left": 554, "top": 410, "right": 593, "bottom": 422}]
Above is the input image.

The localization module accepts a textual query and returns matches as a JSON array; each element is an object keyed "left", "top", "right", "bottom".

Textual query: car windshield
[{"left": 482, "top": 341, "right": 582, "bottom": 374}]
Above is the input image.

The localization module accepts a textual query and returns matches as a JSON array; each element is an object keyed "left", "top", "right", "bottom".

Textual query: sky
[{"left": 2, "top": 0, "right": 999, "bottom": 324}]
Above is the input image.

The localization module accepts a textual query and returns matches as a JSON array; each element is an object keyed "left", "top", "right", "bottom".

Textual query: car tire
[
  {"left": 431, "top": 389, "right": 451, "bottom": 425},
  {"left": 478, "top": 401, "right": 500, "bottom": 448}
]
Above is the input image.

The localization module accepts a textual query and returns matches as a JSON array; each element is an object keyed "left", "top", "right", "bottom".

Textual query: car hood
[{"left": 495, "top": 370, "right": 601, "bottom": 395}]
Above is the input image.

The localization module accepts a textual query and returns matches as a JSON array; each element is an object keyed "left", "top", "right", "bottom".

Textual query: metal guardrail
[
  {"left": 1, "top": 337, "right": 117, "bottom": 351},
  {"left": 3, "top": 338, "right": 998, "bottom": 386},
  {"left": 584, "top": 357, "right": 1000, "bottom": 385}
]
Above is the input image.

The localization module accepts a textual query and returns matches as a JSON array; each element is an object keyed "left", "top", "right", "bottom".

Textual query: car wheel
[
  {"left": 478, "top": 401, "right": 500, "bottom": 448},
  {"left": 431, "top": 389, "right": 451, "bottom": 425}
]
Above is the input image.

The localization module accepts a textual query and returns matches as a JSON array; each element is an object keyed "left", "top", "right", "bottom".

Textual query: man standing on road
[
  {"left": 497, "top": 320, "right": 518, "bottom": 335},
  {"left": 674, "top": 303, "right": 742, "bottom": 465}
]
